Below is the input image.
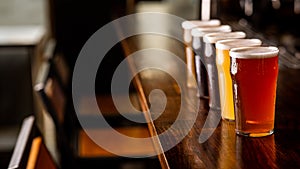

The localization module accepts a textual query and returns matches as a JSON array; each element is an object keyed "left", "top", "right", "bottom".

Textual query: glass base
[
  {"left": 196, "top": 93, "right": 209, "bottom": 99},
  {"left": 209, "top": 106, "right": 221, "bottom": 112},
  {"left": 222, "top": 117, "right": 235, "bottom": 122},
  {"left": 236, "top": 129, "right": 274, "bottom": 137}
]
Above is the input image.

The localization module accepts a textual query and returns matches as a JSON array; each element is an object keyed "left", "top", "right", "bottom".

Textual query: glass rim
[
  {"left": 229, "top": 46, "right": 279, "bottom": 59},
  {"left": 181, "top": 19, "right": 221, "bottom": 30},
  {"left": 216, "top": 39, "right": 262, "bottom": 50},
  {"left": 191, "top": 25, "right": 232, "bottom": 37},
  {"left": 203, "top": 31, "right": 246, "bottom": 43}
]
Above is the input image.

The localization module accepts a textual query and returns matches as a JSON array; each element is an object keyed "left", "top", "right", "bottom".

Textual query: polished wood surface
[
  {"left": 122, "top": 33, "right": 300, "bottom": 169},
  {"left": 78, "top": 126, "right": 155, "bottom": 158},
  {"left": 77, "top": 94, "right": 156, "bottom": 158}
]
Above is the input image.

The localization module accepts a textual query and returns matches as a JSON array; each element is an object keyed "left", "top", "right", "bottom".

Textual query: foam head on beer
[
  {"left": 191, "top": 25, "right": 232, "bottom": 51},
  {"left": 191, "top": 25, "right": 232, "bottom": 38},
  {"left": 181, "top": 19, "right": 221, "bottom": 45},
  {"left": 203, "top": 31, "right": 246, "bottom": 44},
  {"left": 229, "top": 46, "right": 279, "bottom": 59},
  {"left": 216, "top": 39, "right": 262, "bottom": 50}
]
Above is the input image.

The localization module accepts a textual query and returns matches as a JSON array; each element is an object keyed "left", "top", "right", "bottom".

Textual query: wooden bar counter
[{"left": 120, "top": 26, "right": 300, "bottom": 169}]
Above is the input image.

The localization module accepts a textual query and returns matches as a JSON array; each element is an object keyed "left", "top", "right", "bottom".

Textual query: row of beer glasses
[{"left": 182, "top": 19, "right": 279, "bottom": 137}]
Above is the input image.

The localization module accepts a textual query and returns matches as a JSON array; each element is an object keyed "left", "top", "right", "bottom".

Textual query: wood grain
[{"left": 122, "top": 33, "right": 300, "bottom": 169}]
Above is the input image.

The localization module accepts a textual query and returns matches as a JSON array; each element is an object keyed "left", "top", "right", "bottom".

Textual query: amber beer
[{"left": 230, "top": 46, "right": 279, "bottom": 137}]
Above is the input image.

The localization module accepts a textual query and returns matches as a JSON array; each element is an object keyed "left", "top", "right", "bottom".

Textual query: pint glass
[
  {"left": 202, "top": 31, "right": 246, "bottom": 110},
  {"left": 191, "top": 25, "right": 231, "bottom": 99},
  {"left": 230, "top": 46, "right": 279, "bottom": 137},
  {"left": 181, "top": 20, "right": 221, "bottom": 88}
]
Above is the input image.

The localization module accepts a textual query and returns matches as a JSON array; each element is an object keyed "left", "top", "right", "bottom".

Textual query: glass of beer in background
[
  {"left": 230, "top": 46, "right": 279, "bottom": 137},
  {"left": 191, "top": 25, "right": 231, "bottom": 99},
  {"left": 181, "top": 20, "right": 221, "bottom": 88},
  {"left": 201, "top": 31, "right": 247, "bottom": 111},
  {"left": 216, "top": 39, "right": 262, "bottom": 121}
]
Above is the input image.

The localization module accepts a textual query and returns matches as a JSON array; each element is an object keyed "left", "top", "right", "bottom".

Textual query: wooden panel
[
  {"left": 27, "top": 137, "right": 57, "bottom": 169},
  {"left": 78, "top": 127, "right": 156, "bottom": 158}
]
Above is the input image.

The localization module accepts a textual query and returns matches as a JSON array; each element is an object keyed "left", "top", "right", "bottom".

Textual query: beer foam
[
  {"left": 216, "top": 39, "right": 262, "bottom": 50},
  {"left": 181, "top": 19, "right": 221, "bottom": 30},
  {"left": 229, "top": 46, "right": 279, "bottom": 59},
  {"left": 191, "top": 25, "right": 232, "bottom": 37},
  {"left": 203, "top": 31, "right": 246, "bottom": 43},
  {"left": 182, "top": 20, "right": 221, "bottom": 44}
]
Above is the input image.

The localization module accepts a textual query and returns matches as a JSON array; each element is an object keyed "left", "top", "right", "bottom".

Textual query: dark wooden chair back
[
  {"left": 33, "top": 58, "right": 75, "bottom": 168},
  {"left": 8, "top": 115, "right": 57, "bottom": 169},
  {"left": 26, "top": 136, "right": 57, "bottom": 169},
  {"left": 33, "top": 60, "right": 66, "bottom": 167},
  {"left": 34, "top": 61, "right": 67, "bottom": 129}
]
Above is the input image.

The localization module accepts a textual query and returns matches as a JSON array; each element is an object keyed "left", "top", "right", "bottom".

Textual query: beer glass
[
  {"left": 230, "top": 46, "right": 279, "bottom": 137},
  {"left": 191, "top": 25, "right": 231, "bottom": 99},
  {"left": 202, "top": 32, "right": 246, "bottom": 110},
  {"left": 181, "top": 20, "right": 221, "bottom": 88},
  {"left": 215, "top": 39, "right": 262, "bottom": 121},
  {"left": 182, "top": 20, "right": 221, "bottom": 46}
]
